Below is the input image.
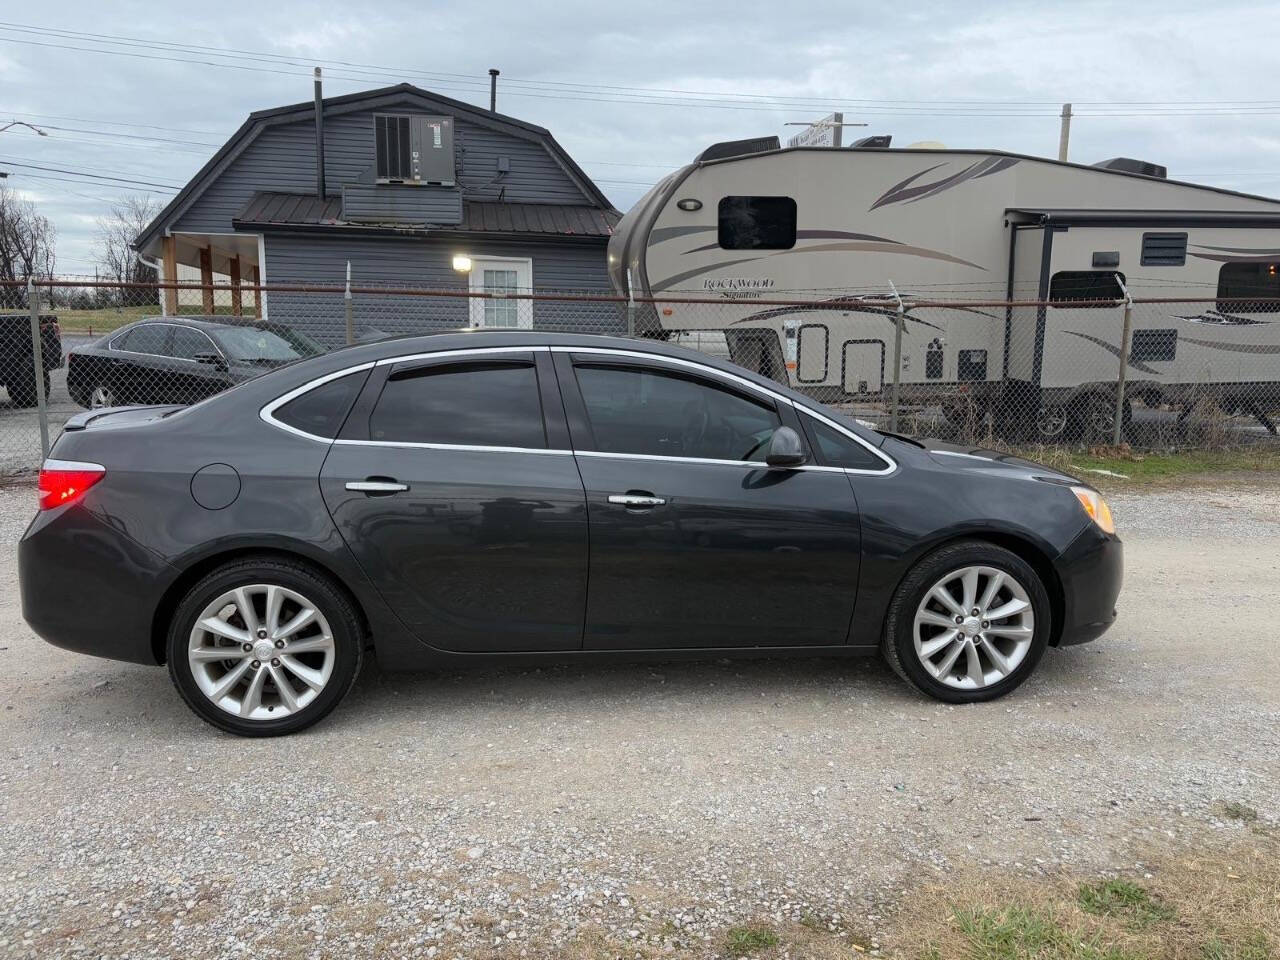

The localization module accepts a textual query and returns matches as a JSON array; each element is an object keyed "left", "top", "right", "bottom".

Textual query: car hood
[{"left": 917, "top": 438, "right": 1080, "bottom": 485}]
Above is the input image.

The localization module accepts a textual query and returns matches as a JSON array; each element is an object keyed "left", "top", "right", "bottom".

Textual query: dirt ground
[{"left": 0, "top": 481, "right": 1277, "bottom": 959}]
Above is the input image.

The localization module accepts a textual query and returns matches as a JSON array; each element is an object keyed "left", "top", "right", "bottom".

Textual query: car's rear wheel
[
  {"left": 88, "top": 384, "right": 117, "bottom": 409},
  {"left": 882, "top": 541, "right": 1050, "bottom": 703},
  {"left": 167, "top": 558, "right": 363, "bottom": 736}
]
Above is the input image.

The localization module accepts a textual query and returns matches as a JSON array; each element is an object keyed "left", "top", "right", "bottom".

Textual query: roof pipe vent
[{"left": 313, "top": 67, "right": 326, "bottom": 199}]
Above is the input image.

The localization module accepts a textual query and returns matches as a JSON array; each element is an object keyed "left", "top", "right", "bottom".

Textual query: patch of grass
[
  {"left": 723, "top": 923, "right": 780, "bottom": 957},
  {"left": 1221, "top": 802, "right": 1259, "bottom": 824},
  {"left": 1011, "top": 445, "right": 1280, "bottom": 488},
  {"left": 54, "top": 303, "right": 261, "bottom": 335},
  {"left": 1200, "top": 931, "right": 1273, "bottom": 960},
  {"left": 953, "top": 905, "right": 1139, "bottom": 959},
  {"left": 1077, "top": 878, "right": 1175, "bottom": 928}
]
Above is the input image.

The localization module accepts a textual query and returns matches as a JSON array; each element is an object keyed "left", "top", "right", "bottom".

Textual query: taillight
[{"left": 38, "top": 460, "right": 106, "bottom": 511}]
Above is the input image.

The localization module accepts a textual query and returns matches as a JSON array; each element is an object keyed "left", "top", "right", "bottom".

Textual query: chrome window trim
[
  {"left": 257, "top": 343, "right": 897, "bottom": 477},
  {"left": 108, "top": 321, "right": 227, "bottom": 366}
]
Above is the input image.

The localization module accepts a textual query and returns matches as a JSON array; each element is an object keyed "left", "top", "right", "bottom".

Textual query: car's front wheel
[
  {"left": 882, "top": 540, "right": 1050, "bottom": 703},
  {"left": 167, "top": 557, "right": 363, "bottom": 736}
]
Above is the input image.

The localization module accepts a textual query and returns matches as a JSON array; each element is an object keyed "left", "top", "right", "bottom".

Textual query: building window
[
  {"left": 375, "top": 115, "right": 412, "bottom": 181},
  {"left": 717, "top": 196, "right": 797, "bottom": 250},
  {"left": 1217, "top": 261, "right": 1280, "bottom": 307},
  {"left": 1130, "top": 329, "right": 1177, "bottom": 363},
  {"left": 1049, "top": 271, "right": 1125, "bottom": 307},
  {"left": 1140, "top": 232, "right": 1187, "bottom": 266},
  {"left": 467, "top": 257, "right": 533, "bottom": 329}
]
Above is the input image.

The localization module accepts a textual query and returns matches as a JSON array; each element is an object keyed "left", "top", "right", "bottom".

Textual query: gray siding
[
  {"left": 173, "top": 105, "right": 592, "bottom": 235},
  {"left": 262, "top": 233, "right": 621, "bottom": 347},
  {"left": 341, "top": 184, "right": 462, "bottom": 224}
]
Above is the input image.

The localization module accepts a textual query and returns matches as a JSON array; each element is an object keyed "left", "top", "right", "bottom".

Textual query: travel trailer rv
[{"left": 608, "top": 140, "right": 1280, "bottom": 438}]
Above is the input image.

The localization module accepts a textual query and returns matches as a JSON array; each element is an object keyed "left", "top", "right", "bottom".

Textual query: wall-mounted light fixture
[{"left": 452, "top": 254, "right": 473, "bottom": 273}]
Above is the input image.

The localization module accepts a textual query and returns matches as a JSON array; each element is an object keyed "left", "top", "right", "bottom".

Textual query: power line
[{"left": 0, "top": 159, "right": 180, "bottom": 190}]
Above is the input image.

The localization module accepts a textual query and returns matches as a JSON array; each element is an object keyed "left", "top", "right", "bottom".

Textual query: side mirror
[
  {"left": 193, "top": 352, "right": 228, "bottom": 372},
  {"left": 765, "top": 426, "right": 807, "bottom": 468}
]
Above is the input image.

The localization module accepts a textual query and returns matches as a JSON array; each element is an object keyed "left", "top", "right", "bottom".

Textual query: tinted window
[
  {"left": 1049, "top": 271, "right": 1125, "bottom": 307},
  {"left": 211, "top": 326, "right": 310, "bottom": 363},
  {"left": 1217, "top": 261, "right": 1280, "bottom": 303},
  {"left": 575, "top": 364, "right": 781, "bottom": 461},
  {"left": 116, "top": 323, "right": 169, "bottom": 355},
  {"left": 718, "top": 196, "right": 797, "bottom": 250},
  {"left": 274, "top": 372, "right": 366, "bottom": 438},
  {"left": 1131, "top": 329, "right": 1177, "bottom": 363},
  {"left": 369, "top": 362, "right": 545, "bottom": 448},
  {"left": 171, "top": 326, "right": 218, "bottom": 361},
  {"left": 803, "top": 415, "right": 885, "bottom": 471}
]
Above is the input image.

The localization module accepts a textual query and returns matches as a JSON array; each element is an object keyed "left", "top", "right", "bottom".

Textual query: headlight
[{"left": 1071, "top": 486, "right": 1115, "bottom": 535}]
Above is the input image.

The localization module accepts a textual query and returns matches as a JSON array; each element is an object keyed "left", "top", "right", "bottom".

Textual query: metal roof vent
[
  {"left": 695, "top": 136, "right": 780, "bottom": 162},
  {"left": 1092, "top": 157, "right": 1167, "bottom": 179}
]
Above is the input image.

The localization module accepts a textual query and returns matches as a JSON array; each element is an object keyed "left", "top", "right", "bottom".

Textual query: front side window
[
  {"left": 1217, "top": 261, "right": 1280, "bottom": 304},
  {"left": 802, "top": 414, "right": 885, "bottom": 471},
  {"left": 368, "top": 361, "right": 546, "bottom": 448},
  {"left": 718, "top": 196, "right": 797, "bottom": 250},
  {"left": 115, "top": 323, "right": 169, "bottom": 356},
  {"left": 574, "top": 364, "right": 781, "bottom": 462},
  {"left": 170, "top": 326, "right": 219, "bottom": 361},
  {"left": 1049, "top": 271, "right": 1125, "bottom": 307}
]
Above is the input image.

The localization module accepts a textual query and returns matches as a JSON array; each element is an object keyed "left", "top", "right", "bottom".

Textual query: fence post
[
  {"left": 1113, "top": 276, "right": 1133, "bottom": 446},
  {"left": 344, "top": 260, "right": 354, "bottom": 346},
  {"left": 28, "top": 277, "right": 50, "bottom": 462},
  {"left": 888, "top": 280, "right": 905, "bottom": 433}
]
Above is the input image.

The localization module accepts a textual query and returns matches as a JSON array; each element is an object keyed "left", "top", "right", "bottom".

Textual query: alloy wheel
[
  {"left": 913, "top": 565, "right": 1035, "bottom": 690},
  {"left": 187, "top": 583, "right": 336, "bottom": 720},
  {"left": 89, "top": 385, "right": 115, "bottom": 409},
  {"left": 1034, "top": 404, "right": 1068, "bottom": 438}
]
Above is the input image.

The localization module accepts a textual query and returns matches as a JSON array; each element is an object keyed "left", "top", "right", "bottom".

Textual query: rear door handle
[
  {"left": 608, "top": 493, "right": 666, "bottom": 507},
  {"left": 346, "top": 479, "right": 409, "bottom": 494}
]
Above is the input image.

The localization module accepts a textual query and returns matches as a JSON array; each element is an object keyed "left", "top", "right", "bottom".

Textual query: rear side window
[
  {"left": 802, "top": 414, "right": 885, "bottom": 471},
  {"left": 369, "top": 361, "right": 546, "bottom": 448},
  {"left": 274, "top": 371, "right": 366, "bottom": 438},
  {"left": 718, "top": 196, "right": 797, "bottom": 250},
  {"left": 115, "top": 324, "right": 169, "bottom": 355}
]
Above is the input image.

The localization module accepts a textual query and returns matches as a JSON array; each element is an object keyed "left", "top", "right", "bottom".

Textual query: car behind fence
[{"left": 0, "top": 276, "right": 1277, "bottom": 476}]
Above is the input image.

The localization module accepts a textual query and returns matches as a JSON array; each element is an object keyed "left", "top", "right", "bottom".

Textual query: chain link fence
[{"left": 0, "top": 276, "right": 1277, "bottom": 477}]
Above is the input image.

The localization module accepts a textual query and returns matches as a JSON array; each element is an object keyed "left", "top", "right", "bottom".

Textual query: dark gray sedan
[{"left": 20, "top": 331, "right": 1122, "bottom": 736}]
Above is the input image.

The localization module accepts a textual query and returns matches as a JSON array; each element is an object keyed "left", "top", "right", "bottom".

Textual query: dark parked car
[
  {"left": 0, "top": 312, "right": 62, "bottom": 407},
  {"left": 20, "top": 331, "right": 1122, "bottom": 736},
  {"left": 65, "top": 316, "right": 325, "bottom": 408}
]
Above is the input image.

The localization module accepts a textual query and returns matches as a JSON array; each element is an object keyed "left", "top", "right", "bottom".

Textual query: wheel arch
[{"left": 149, "top": 545, "right": 372, "bottom": 664}]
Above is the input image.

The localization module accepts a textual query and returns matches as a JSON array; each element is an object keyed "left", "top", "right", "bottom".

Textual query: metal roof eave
[{"left": 1004, "top": 207, "right": 1280, "bottom": 228}]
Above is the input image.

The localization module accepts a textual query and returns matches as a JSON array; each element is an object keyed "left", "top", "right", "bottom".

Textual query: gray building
[{"left": 135, "top": 83, "right": 621, "bottom": 342}]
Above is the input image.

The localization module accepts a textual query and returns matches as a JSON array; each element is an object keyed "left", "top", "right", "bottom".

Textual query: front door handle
[
  {"left": 346, "top": 479, "right": 409, "bottom": 495},
  {"left": 608, "top": 493, "right": 666, "bottom": 508}
]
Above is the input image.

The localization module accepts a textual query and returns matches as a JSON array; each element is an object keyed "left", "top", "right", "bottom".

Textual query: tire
[
  {"left": 166, "top": 557, "right": 364, "bottom": 736},
  {"left": 1073, "top": 392, "right": 1131, "bottom": 444},
  {"left": 882, "top": 540, "right": 1051, "bottom": 703},
  {"left": 87, "top": 383, "right": 119, "bottom": 409},
  {"left": 7, "top": 370, "right": 49, "bottom": 408}
]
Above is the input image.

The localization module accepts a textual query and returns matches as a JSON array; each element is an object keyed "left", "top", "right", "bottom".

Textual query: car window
[
  {"left": 274, "top": 371, "right": 366, "bottom": 438},
  {"left": 368, "top": 361, "right": 546, "bottom": 448},
  {"left": 802, "top": 414, "right": 886, "bottom": 470},
  {"left": 574, "top": 364, "right": 781, "bottom": 462},
  {"left": 116, "top": 324, "right": 169, "bottom": 356},
  {"left": 170, "top": 326, "right": 219, "bottom": 361},
  {"left": 211, "top": 326, "right": 311, "bottom": 363}
]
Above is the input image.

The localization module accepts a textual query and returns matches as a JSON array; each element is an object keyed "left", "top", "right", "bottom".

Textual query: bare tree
[
  {"left": 0, "top": 184, "right": 57, "bottom": 283},
  {"left": 95, "top": 195, "right": 162, "bottom": 301}
]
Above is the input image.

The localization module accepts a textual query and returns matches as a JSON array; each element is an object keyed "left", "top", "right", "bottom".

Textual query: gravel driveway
[{"left": 1, "top": 481, "right": 1278, "bottom": 958}]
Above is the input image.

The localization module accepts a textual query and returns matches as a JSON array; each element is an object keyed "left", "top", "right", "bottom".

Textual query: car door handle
[
  {"left": 608, "top": 493, "right": 666, "bottom": 507},
  {"left": 346, "top": 479, "right": 409, "bottom": 494}
]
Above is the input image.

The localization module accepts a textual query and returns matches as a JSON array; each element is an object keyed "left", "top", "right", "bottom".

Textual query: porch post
[
  {"left": 199, "top": 246, "right": 215, "bottom": 314},
  {"left": 252, "top": 265, "right": 262, "bottom": 318},
  {"left": 229, "top": 256, "right": 243, "bottom": 317},
  {"left": 161, "top": 235, "right": 178, "bottom": 316}
]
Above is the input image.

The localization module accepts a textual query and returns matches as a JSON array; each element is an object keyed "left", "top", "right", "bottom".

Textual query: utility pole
[{"left": 1058, "top": 103, "right": 1072, "bottom": 162}]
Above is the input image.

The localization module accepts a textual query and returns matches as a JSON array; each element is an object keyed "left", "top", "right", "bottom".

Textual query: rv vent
[
  {"left": 1141, "top": 232, "right": 1187, "bottom": 266},
  {"left": 849, "top": 135, "right": 892, "bottom": 149},
  {"left": 1093, "top": 157, "right": 1167, "bottom": 179},
  {"left": 696, "top": 136, "right": 781, "bottom": 162}
]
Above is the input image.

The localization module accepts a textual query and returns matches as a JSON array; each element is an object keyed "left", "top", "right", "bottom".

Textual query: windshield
[{"left": 211, "top": 326, "right": 323, "bottom": 363}]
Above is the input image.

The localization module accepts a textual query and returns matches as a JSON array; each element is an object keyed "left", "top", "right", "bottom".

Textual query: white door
[
  {"left": 468, "top": 257, "right": 533, "bottom": 329},
  {"left": 843, "top": 341, "right": 884, "bottom": 394}
]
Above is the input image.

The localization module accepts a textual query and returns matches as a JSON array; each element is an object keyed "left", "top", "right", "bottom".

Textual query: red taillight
[{"left": 37, "top": 461, "right": 105, "bottom": 511}]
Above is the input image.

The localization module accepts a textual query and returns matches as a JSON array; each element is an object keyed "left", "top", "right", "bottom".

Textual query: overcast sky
[{"left": 2, "top": 0, "right": 1279, "bottom": 273}]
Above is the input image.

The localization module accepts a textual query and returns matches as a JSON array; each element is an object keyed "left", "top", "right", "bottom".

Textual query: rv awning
[{"left": 1006, "top": 208, "right": 1280, "bottom": 227}]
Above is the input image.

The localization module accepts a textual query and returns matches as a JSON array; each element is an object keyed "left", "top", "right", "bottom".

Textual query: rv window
[
  {"left": 717, "top": 196, "right": 797, "bottom": 250},
  {"left": 1130, "top": 329, "right": 1177, "bottom": 363},
  {"left": 1217, "top": 261, "right": 1280, "bottom": 306},
  {"left": 1049, "top": 271, "right": 1126, "bottom": 307}
]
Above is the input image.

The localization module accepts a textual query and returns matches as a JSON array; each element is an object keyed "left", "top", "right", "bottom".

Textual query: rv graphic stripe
[{"left": 869, "top": 157, "right": 1020, "bottom": 211}]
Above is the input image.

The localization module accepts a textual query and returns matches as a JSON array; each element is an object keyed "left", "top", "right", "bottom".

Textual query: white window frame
[{"left": 467, "top": 256, "right": 533, "bottom": 329}]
